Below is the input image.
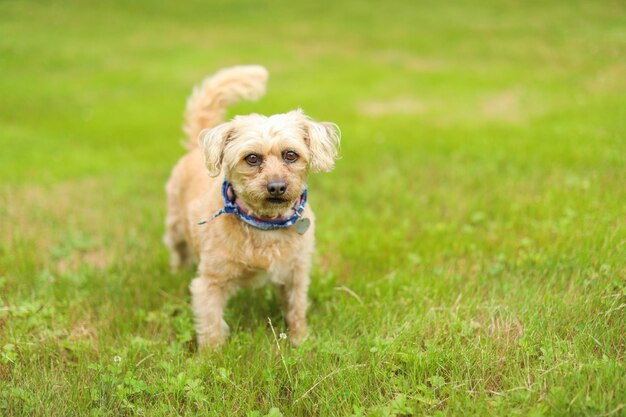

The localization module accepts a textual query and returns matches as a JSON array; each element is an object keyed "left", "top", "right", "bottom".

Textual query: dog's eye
[
  {"left": 245, "top": 154, "right": 261, "bottom": 166},
  {"left": 283, "top": 151, "right": 298, "bottom": 163}
]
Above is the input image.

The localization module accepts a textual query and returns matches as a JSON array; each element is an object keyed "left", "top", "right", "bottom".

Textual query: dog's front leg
[
  {"left": 282, "top": 266, "right": 311, "bottom": 346},
  {"left": 189, "top": 276, "right": 231, "bottom": 349}
]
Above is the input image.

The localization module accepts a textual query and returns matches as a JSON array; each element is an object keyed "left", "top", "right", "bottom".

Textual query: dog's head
[{"left": 200, "top": 109, "right": 340, "bottom": 219}]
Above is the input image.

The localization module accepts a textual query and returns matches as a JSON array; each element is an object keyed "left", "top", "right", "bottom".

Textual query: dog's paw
[
  {"left": 196, "top": 319, "right": 230, "bottom": 351},
  {"left": 197, "top": 333, "right": 225, "bottom": 351},
  {"left": 168, "top": 252, "right": 184, "bottom": 273},
  {"left": 289, "top": 325, "right": 309, "bottom": 347}
]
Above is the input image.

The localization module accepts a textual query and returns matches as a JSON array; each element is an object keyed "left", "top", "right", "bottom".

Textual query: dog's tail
[{"left": 183, "top": 65, "right": 269, "bottom": 149}]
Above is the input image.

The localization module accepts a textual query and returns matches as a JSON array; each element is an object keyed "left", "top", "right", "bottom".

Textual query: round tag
[{"left": 294, "top": 218, "right": 311, "bottom": 235}]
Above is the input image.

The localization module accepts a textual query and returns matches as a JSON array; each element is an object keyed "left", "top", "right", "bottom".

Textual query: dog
[{"left": 164, "top": 65, "right": 340, "bottom": 349}]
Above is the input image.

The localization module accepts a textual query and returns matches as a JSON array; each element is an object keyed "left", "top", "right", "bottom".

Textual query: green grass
[{"left": 1, "top": 0, "right": 625, "bottom": 415}]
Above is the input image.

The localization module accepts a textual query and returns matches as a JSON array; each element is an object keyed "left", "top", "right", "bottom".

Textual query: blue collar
[{"left": 198, "top": 179, "right": 308, "bottom": 231}]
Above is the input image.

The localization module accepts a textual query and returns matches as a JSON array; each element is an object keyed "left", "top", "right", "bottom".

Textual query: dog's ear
[
  {"left": 303, "top": 118, "right": 341, "bottom": 173},
  {"left": 199, "top": 122, "right": 233, "bottom": 177}
]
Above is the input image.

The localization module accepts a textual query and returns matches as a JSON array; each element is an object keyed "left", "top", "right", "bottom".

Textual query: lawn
[{"left": 1, "top": 0, "right": 625, "bottom": 415}]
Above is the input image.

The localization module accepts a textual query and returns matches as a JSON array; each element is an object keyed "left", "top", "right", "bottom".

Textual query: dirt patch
[
  {"left": 1, "top": 177, "right": 128, "bottom": 272},
  {"left": 1, "top": 178, "right": 108, "bottom": 244},
  {"left": 289, "top": 41, "right": 447, "bottom": 74},
  {"left": 358, "top": 96, "right": 427, "bottom": 117},
  {"left": 369, "top": 50, "right": 447, "bottom": 72},
  {"left": 290, "top": 39, "right": 361, "bottom": 61},
  {"left": 586, "top": 64, "right": 626, "bottom": 93},
  {"left": 67, "top": 320, "right": 98, "bottom": 343},
  {"left": 481, "top": 89, "right": 523, "bottom": 122},
  {"left": 57, "top": 249, "right": 110, "bottom": 274},
  {"left": 486, "top": 315, "right": 524, "bottom": 344}
]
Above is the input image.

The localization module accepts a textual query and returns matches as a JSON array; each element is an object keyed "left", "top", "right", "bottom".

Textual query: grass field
[{"left": 1, "top": 0, "right": 625, "bottom": 415}]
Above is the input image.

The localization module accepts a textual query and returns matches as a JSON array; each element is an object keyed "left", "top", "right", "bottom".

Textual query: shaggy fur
[{"left": 164, "top": 65, "right": 340, "bottom": 348}]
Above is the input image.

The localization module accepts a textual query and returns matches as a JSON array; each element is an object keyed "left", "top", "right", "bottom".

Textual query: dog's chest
[
  {"left": 236, "top": 231, "right": 297, "bottom": 271},
  {"left": 243, "top": 269, "right": 286, "bottom": 288},
  {"left": 244, "top": 232, "right": 291, "bottom": 270}
]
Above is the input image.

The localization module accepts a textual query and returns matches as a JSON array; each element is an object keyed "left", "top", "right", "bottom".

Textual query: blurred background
[{"left": 1, "top": 1, "right": 624, "bottom": 415}]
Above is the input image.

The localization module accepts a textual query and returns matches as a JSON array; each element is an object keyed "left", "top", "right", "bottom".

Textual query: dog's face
[{"left": 200, "top": 110, "right": 340, "bottom": 219}]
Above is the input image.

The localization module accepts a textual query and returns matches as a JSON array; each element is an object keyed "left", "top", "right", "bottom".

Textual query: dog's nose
[{"left": 267, "top": 180, "right": 287, "bottom": 196}]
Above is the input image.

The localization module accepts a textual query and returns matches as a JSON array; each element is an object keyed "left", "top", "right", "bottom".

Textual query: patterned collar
[{"left": 198, "top": 179, "right": 309, "bottom": 232}]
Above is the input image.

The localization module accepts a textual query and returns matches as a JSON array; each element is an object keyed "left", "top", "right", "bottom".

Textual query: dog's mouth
[{"left": 266, "top": 197, "right": 288, "bottom": 204}]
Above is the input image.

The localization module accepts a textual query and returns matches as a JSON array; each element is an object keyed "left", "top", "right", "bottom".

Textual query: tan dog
[{"left": 164, "top": 65, "right": 340, "bottom": 348}]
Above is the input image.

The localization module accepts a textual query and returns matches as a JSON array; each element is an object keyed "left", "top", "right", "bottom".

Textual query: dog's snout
[{"left": 267, "top": 180, "right": 287, "bottom": 196}]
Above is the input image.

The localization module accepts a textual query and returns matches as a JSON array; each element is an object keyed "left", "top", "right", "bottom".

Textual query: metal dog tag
[{"left": 294, "top": 218, "right": 311, "bottom": 235}]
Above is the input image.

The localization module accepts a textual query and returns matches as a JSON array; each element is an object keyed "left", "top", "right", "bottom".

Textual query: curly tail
[{"left": 182, "top": 65, "right": 269, "bottom": 148}]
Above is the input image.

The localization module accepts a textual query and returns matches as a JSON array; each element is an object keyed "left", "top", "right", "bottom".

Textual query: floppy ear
[
  {"left": 304, "top": 120, "right": 341, "bottom": 173},
  {"left": 199, "top": 122, "right": 233, "bottom": 177}
]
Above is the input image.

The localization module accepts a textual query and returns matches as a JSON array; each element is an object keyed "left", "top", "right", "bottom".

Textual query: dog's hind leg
[
  {"left": 163, "top": 227, "right": 190, "bottom": 272},
  {"left": 164, "top": 180, "right": 191, "bottom": 272}
]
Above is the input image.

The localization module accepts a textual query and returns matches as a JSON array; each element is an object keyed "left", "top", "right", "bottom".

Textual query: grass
[{"left": 1, "top": 0, "right": 625, "bottom": 415}]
